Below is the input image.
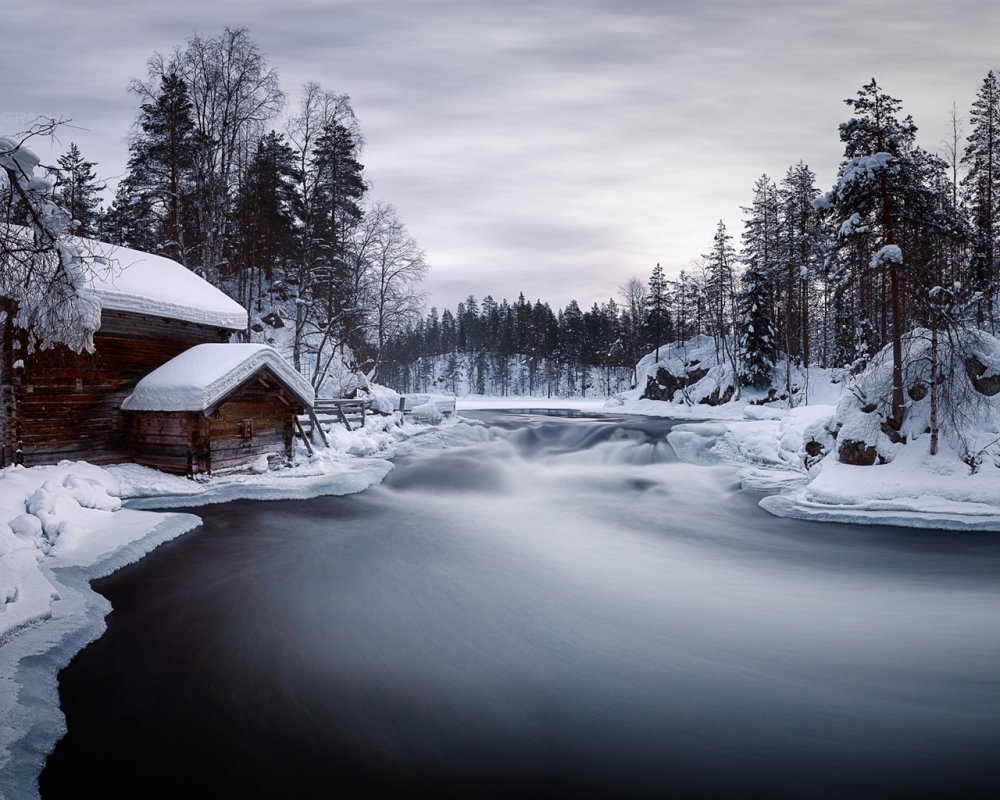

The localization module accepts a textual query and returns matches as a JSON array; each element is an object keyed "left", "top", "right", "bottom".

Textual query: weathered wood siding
[
  {"left": 0, "top": 312, "right": 11, "bottom": 466},
  {"left": 13, "top": 310, "right": 231, "bottom": 466},
  {"left": 127, "top": 373, "right": 300, "bottom": 476},
  {"left": 128, "top": 411, "right": 203, "bottom": 474}
]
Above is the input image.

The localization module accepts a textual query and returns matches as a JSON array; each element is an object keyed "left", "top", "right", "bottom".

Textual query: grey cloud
[{"left": 6, "top": 0, "right": 1000, "bottom": 313}]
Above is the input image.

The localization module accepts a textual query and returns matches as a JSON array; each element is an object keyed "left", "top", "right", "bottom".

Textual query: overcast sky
[{"left": 6, "top": 0, "right": 1000, "bottom": 312}]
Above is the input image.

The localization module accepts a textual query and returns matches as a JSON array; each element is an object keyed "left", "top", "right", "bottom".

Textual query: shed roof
[
  {"left": 121, "top": 344, "right": 315, "bottom": 412},
  {"left": 79, "top": 238, "right": 248, "bottom": 330}
]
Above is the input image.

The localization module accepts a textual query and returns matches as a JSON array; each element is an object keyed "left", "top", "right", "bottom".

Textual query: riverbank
[
  {"left": 636, "top": 395, "right": 1000, "bottom": 532},
  {"left": 36, "top": 412, "right": 1000, "bottom": 799},
  {"left": 0, "top": 412, "right": 489, "bottom": 799},
  {"left": 4, "top": 393, "right": 998, "bottom": 797}
]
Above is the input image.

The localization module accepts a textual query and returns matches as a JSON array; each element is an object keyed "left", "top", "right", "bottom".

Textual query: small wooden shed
[
  {"left": 121, "top": 344, "right": 315, "bottom": 475},
  {"left": 2, "top": 236, "right": 248, "bottom": 467}
]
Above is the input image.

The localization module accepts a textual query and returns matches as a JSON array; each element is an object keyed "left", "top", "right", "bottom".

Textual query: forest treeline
[
  {"left": 7, "top": 30, "right": 1000, "bottom": 413},
  {"left": 383, "top": 75, "right": 1000, "bottom": 416},
  {"left": 2, "top": 27, "right": 427, "bottom": 392}
]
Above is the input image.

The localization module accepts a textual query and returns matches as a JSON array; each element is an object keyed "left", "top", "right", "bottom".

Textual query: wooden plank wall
[
  {"left": 14, "top": 310, "right": 231, "bottom": 466},
  {"left": 129, "top": 411, "right": 201, "bottom": 474},
  {"left": 128, "top": 380, "right": 298, "bottom": 475},
  {"left": 206, "top": 383, "right": 295, "bottom": 474},
  {"left": 0, "top": 313, "right": 12, "bottom": 466}
]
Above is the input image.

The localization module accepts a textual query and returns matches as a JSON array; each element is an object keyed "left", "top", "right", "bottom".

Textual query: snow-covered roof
[
  {"left": 78, "top": 238, "right": 248, "bottom": 330},
  {"left": 121, "top": 344, "right": 315, "bottom": 412}
]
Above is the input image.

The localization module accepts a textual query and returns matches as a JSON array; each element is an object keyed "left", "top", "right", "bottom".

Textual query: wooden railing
[{"left": 295, "top": 394, "right": 456, "bottom": 453}]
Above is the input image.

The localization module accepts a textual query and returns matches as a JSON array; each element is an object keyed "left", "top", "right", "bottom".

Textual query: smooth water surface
[{"left": 40, "top": 413, "right": 1000, "bottom": 798}]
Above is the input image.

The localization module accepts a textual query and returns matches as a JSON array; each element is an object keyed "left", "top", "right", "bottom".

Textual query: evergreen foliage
[{"left": 54, "top": 143, "right": 102, "bottom": 236}]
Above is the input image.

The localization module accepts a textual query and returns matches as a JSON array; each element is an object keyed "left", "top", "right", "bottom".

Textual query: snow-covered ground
[
  {"left": 607, "top": 341, "right": 1000, "bottom": 533},
  {"left": 655, "top": 397, "right": 1000, "bottom": 532}
]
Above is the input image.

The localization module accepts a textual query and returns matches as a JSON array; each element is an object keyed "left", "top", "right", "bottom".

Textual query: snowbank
[
  {"left": 0, "top": 461, "right": 201, "bottom": 795},
  {"left": 611, "top": 338, "right": 843, "bottom": 421},
  {"left": 761, "top": 438, "right": 1000, "bottom": 530},
  {"left": 666, "top": 402, "right": 1000, "bottom": 532}
]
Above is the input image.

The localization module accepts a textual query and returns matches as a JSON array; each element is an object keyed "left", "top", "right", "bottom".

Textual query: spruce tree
[
  {"left": 818, "top": 78, "right": 920, "bottom": 429},
  {"left": 645, "top": 262, "right": 670, "bottom": 360},
  {"left": 738, "top": 262, "right": 777, "bottom": 390},
  {"left": 961, "top": 70, "right": 1000, "bottom": 328},
  {"left": 126, "top": 70, "right": 201, "bottom": 264},
  {"left": 54, "top": 143, "right": 102, "bottom": 236}
]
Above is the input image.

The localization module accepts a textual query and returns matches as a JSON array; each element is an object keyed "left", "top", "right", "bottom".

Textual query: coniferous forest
[
  {"left": 382, "top": 75, "right": 1000, "bottom": 417},
  {"left": 6, "top": 28, "right": 1000, "bottom": 416}
]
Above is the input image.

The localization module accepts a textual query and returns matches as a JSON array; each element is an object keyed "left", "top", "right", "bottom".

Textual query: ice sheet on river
[{"left": 110, "top": 457, "right": 394, "bottom": 509}]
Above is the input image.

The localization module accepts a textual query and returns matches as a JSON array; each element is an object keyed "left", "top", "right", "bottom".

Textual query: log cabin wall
[
  {"left": 127, "top": 378, "right": 300, "bottom": 476},
  {"left": 128, "top": 411, "right": 202, "bottom": 474},
  {"left": 14, "top": 310, "right": 232, "bottom": 466},
  {"left": 206, "top": 382, "right": 297, "bottom": 474},
  {"left": 0, "top": 312, "right": 12, "bottom": 467}
]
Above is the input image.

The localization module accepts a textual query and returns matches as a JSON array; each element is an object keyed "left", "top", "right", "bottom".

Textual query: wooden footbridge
[{"left": 295, "top": 395, "right": 457, "bottom": 453}]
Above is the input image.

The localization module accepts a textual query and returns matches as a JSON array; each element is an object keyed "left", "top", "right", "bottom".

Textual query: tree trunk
[
  {"left": 929, "top": 322, "right": 939, "bottom": 456},
  {"left": 879, "top": 170, "right": 906, "bottom": 431}
]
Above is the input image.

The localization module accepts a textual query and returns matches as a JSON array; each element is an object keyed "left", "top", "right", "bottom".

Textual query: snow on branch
[
  {"left": 870, "top": 244, "right": 903, "bottom": 269},
  {"left": 837, "top": 152, "right": 894, "bottom": 189},
  {"left": 1, "top": 119, "right": 101, "bottom": 353}
]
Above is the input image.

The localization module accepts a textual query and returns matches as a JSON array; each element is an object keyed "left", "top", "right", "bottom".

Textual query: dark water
[{"left": 39, "top": 413, "right": 1000, "bottom": 799}]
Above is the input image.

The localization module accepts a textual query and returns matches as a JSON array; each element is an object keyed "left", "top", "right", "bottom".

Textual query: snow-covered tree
[
  {"left": 1, "top": 121, "right": 101, "bottom": 354},
  {"left": 961, "top": 70, "right": 1000, "bottom": 328},
  {"left": 816, "top": 79, "right": 920, "bottom": 429},
  {"left": 704, "top": 220, "right": 741, "bottom": 397},
  {"left": 738, "top": 263, "right": 777, "bottom": 390}
]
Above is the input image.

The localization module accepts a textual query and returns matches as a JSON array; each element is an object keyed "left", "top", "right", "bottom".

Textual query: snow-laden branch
[{"left": 1, "top": 121, "right": 101, "bottom": 352}]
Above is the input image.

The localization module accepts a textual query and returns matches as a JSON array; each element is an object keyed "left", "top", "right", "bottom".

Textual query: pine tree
[
  {"left": 645, "top": 262, "right": 670, "bottom": 360},
  {"left": 778, "top": 162, "right": 821, "bottom": 367},
  {"left": 738, "top": 262, "right": 777, "bottom": 390},
  {"left": 818, "top": 78, "right": 920, "bottom": 429},
  {"left": 299, "top": 116, "right": 367, "bottom": 383},
  {"left": 125, "top": 70, "right": 201, "bottom": 264},
  {"left": 54, "top": 143, "right": 102, "bottom": 236},
  {"left": 961, "top": 70, "right": 1000, "bottom": 328}
]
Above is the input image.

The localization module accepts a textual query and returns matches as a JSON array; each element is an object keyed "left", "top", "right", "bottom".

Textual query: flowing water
[{"left": 39, "top": 413, "right": 1000, "bottom": 798}]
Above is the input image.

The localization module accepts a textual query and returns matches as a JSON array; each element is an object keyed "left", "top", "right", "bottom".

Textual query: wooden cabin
[
  {"left": 122, "top": 344, "right": 314, "bottom": 475},
  {"left": 0, "top": 237, "right": 314, "bottom": 474}
]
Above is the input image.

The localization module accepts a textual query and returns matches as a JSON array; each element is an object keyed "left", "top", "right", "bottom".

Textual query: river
[{"left": 38, "top": 412, "right": 1000, "bottom": 798}]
